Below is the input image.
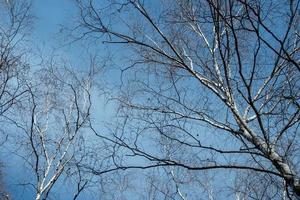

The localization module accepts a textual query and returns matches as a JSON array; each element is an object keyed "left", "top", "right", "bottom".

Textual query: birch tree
[
  {"left": 74, "top": 0, "right": 300, "bottom": 199},
  {"left": 14, "top": 59, "right": 96, "bottom": 200}
]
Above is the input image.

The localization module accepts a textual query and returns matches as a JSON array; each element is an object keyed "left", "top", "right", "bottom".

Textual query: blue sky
[{"left": 32, "top": 0, "right": 74, "bottom": 44}]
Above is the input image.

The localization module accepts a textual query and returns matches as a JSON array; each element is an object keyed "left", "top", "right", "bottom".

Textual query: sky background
[{"left": 32, "top": 0, "right": 74, "bottom": 45}]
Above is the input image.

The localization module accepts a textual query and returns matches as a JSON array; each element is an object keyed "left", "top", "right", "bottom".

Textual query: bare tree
[
  {"left": 0, "top": 1, "right": 130, "bottom": 199},
  {"left": 0, "top": 1, "right": 31, "bottom": 198},
  {"left": 74, "top": 0, "right": 300, "bottom": 199},
  {"left": 8, "top": 56, "right": 97, "bottom": 200},
  {"left": 0, "top": 0, "right": 32, "bottom": 144}
]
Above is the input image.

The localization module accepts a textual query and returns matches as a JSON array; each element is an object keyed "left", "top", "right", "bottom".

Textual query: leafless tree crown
[{"left": 74, "top": 0, "right": 300, "bottom": 199}]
